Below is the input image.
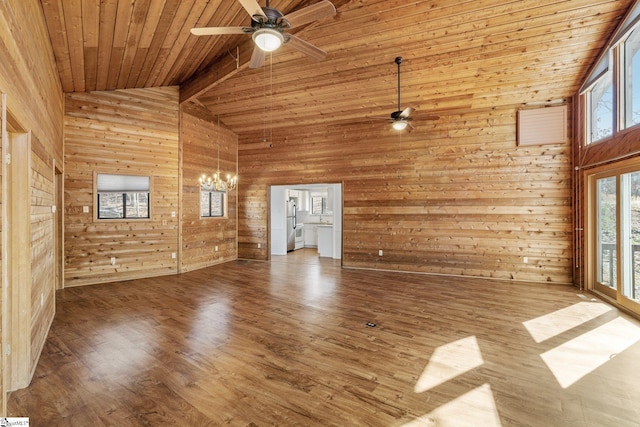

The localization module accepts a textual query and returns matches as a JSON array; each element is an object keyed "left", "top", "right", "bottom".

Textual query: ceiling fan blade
[
  {"left": 249, "top": 46, "right": 265, "bottom": 68},
  {"left": 399, "top": 107, "right": 415, "bottom": 118},
  {"left": 190, "top": 27, "right": 247, "bottom": 36},
  {"left": 238, "top": 0, "right": 267, "bottom": 18},
  {"left": 287, "top": 34, "right": 326, "bottom": 61},
  {"left": 283, "top": 0, "right": 336, "bottom": 28}
]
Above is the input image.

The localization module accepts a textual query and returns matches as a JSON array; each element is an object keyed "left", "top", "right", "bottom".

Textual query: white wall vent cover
[{"left": 517, "top": 105, "right": 567, "bottom": 146}]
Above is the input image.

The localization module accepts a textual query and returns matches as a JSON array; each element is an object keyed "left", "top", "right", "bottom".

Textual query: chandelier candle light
[{"left": 199, "top": 116, "right": 237, "bottom": 192}]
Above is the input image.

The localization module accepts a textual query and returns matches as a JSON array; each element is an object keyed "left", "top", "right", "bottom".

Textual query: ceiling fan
[
  {"left": 190, "top": 0, "right": 336, "bottom": 69},
  {"left": 389, "top": 57, "right": 416, "bottom": 131},
  {"left": 369, "top": 57, "right": 440, "bottom": 131}
]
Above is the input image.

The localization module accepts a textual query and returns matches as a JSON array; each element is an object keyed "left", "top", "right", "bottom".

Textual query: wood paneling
[
  {"left": 29, "top": 134, "right": 55, "bottom": 377},
  {"left": 38, "top": 0, "right": 634, "bottom": 287},
  {"left": 239, "top": 105, "right": 574, "bottom": 283},
  {"left": 64, "top": 87, "right": 181, "bottom": 287},
  {"left": 194, "top": 0, "right": 630, "bottom": 135},
  {"left": 0, "top": 0, "right": 65, "bottom": 411},
  {"left": 180, "top": 103, "right": 238, "bottom": 271}
]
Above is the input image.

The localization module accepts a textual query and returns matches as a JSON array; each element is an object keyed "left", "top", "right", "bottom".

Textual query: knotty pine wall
[
  {"left": 64, "top": 89, "right": 239, "bottom": 287},
  {"left": 180, "top": 103, "right": 238, "bottom": 271},
  {"left": 0, "top": 0, "right": 64, "bottom": 407},
  {"left": 238, "top": 105, "right": 574, "bottom": 284},
  {"left": 29, "top": 134, "right": 56, "bottom": 375},
  {"left": 64, "top": 87, "right": 181, "bottom": 287}
]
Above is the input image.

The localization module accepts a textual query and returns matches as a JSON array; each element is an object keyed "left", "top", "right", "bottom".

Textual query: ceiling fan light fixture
[
  {"left": 392, "top": 120, "right": 408, "bottom": 131},
  {"left": 253, "top": 28, "right": 284, "bottom": 52}
]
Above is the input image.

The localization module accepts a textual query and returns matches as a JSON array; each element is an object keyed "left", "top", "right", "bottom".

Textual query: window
[
  {"left": 97, "top": 173, "right": 150, "bottom": 219},
  {"left": 580, "top": 1, "right": 640, "bottom": 143},
  {"left": 624, "top": 27, "right": 640, "bottom": 128},
  {"left": 311, "top": 192, "right": 332, "bottom": 215},
  {"left": 200, "top": 190, "right": 226, "bottom": 218},
  {"left": 588, "top": 72, "right": 613, "bottom": 143}
]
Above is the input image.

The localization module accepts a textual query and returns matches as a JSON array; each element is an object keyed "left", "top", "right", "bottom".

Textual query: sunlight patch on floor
[
  {"left": 403, "top": 384, "right": 501, "bottom": 427},
  {"left": 523, "top": 301, "right": 612, "bottom": 343},
  {"left": 414, "top": 336, "right": 484, "bottom": 393},
  {"left": 540, "top": 316, "right": 640, "bottom": 388}
]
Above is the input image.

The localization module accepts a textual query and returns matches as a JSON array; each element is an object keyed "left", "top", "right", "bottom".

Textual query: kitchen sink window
[{"left": 311, "top": 193, "right": 332, "bottom": 215}]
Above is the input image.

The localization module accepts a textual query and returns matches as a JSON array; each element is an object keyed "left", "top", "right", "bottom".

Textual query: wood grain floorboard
[{"left": 8, "top": 249, "right": 640, "bottom": 426}]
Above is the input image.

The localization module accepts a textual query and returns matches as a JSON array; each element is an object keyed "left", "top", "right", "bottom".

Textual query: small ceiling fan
[
  {"left": 190, "top": 0, "right": 336, "bottom": 69},
  {"left": 389, "top": 57, "right": 416, "bottom": 131},
  {"left": 370, "top": 57, "right": 440, "bottom": 131}
]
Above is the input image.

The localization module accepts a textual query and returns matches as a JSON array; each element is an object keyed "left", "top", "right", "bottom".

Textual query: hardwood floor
[{"left": 8, "top": 248, "right": 640, "bottom": 426}]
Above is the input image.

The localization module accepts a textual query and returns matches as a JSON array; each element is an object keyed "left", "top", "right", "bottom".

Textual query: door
[
  {"left": 620, "top": 171, "right": 640, "bottom": 306},
  {"left": 594, "top": 175, "right": 617, "bottom": 299},
  {"left": 588, "top": 161, "right": 640, "bottom": 314}
]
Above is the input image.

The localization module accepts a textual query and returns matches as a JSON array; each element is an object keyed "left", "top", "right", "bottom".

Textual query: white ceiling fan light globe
[
  {"left": 253, "top": 28, "right": 284, "bottom": 52},
  {"left": 392, "top": 120, "right": 408, "bottom": 131}
]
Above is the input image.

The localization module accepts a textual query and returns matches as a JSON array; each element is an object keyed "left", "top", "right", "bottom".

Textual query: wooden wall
[
  {"left": 0, "top": 0, "right": 64, "bottom": 410},
  {"left": 29, "top": 134, "right": 55, "bottom": 376},
  {"left": 64, "top": 89, "right": 239, "bottom": 286},
  {"left": 64, "top": 87, "right": 180, "bottom": 287},
  {"left": 238, "top": 105, "right": 574, "bottom": 284},
  {"left": 180, "top": 103, "right": 238, "bottom": 271}
]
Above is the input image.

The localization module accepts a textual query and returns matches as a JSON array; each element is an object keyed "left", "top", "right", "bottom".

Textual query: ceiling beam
[
  {"left": 179, "top": 0, "right": 350, "bottom": 105},
  {"left": 179, "top": 37, "right": 255, "bottom": 104}
]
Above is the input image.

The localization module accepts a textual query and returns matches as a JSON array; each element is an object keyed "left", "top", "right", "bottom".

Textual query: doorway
[
  {"left": 587, "top": 158, "right": 640, "bottom": 315},
  {"left": 269, "top": 183, "right": 342, "bottom": 260}
]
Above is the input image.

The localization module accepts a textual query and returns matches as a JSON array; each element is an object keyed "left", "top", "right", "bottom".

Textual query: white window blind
[{"left": 97, "top": 174, "right": 150, "bottom": 192}]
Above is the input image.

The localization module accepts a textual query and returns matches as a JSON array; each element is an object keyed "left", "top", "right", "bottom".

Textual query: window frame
[
  {"left": 586, "top": 70, "right": 614, "bottom": 144},
  {"left": 581, "top": 3, "right": 640, "bottom": 145},
  {"left": 95, "top": 172, "right": 152, "bottom": 221},
  {"left": 200, "top": 189, "right": 227, "bottom": 218}
]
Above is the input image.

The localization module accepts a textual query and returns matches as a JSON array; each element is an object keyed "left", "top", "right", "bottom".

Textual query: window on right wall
[
  {"left": 624, "top": 26, "right": 640, "bottom": 128},
  {"left": 588, "top": 71, "right": 613, "bottom": 143},
  {"left": 581, "top": 0, "right": 640, "bottom": 145}
]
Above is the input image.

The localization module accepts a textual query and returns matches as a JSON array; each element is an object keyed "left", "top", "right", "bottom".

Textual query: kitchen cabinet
[
  {"left": 317, "top": 225, "right": 333, "bottom": 257},
  {"left": 298, "top": 190, "right": 309, "bottom": 212},
  {"left": 304, "top": 224, "right": 317, "bottom": 247}
]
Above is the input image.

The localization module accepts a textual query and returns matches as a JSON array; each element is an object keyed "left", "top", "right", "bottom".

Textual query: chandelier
[{"left": 199, "top": 116, "right": 237, "bottom": 192}]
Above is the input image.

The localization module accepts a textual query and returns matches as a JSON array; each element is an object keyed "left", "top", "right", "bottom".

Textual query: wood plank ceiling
[{"left": 41, "top": 0, "right": 632, "bottom": 136}]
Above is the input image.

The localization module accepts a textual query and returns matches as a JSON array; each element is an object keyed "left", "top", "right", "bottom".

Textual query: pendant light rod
[{"left": 396, "top": 56, "right": 403, "bottom": 112}]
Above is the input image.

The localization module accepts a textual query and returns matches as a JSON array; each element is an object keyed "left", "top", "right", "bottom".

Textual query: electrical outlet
[
  {"left": 523, "top": 256, "right": 528, "bottom": 264},
  {"left": 378, "top": 250, "right": 383, "bottom": 256},
  {"left": 258, "top": 243, "right": 261, "bottom": 249},
  {"left": 171, "top": 252, "right": 176, "bottom": 259},
  {"left": 171, "top": 211, "right": 176, "bottom": 217},
  {"left": 110, "top": 257, "right": 116, "bottom": 266},
  {"left": 83, "top": 206, "right": 89, "bottom": 213},
  {"left": 214, "top": 246, "right": 219, "bottom": 251}
]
